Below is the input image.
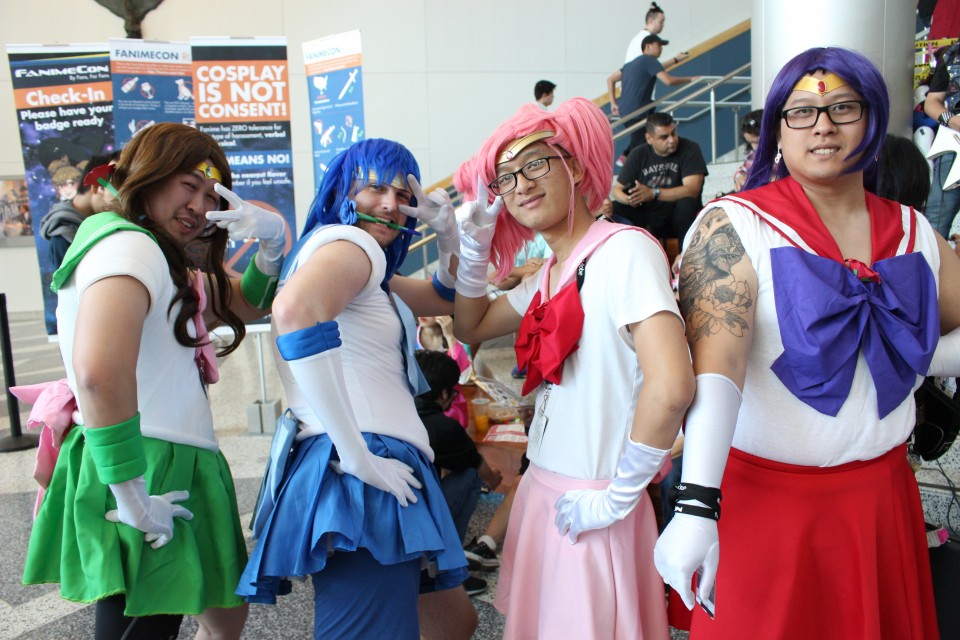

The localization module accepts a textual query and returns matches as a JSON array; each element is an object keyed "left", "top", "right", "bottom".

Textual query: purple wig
[
  {"left": 743, "top": 47, "right": 889, "bottom": 192},
  {"left": 454, "top": 97, "right": 613, "bottom": 281}
]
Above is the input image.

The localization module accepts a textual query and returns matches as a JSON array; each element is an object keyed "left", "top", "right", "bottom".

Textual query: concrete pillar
[{"left": 751, "top": 0, "right": 916, "bottom": 135}]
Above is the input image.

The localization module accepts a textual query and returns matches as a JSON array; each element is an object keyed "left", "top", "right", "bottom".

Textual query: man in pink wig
[{"left": 452, "top": 97, "right": 695, "bottom": 638}]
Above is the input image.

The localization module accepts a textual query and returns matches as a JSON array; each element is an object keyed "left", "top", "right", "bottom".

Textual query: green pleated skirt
[{"left": 23, "top": 427, "right": 247, "bottom": 617}]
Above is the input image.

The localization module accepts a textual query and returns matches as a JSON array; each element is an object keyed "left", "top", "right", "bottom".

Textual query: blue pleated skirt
[{"left": 237, "top": 431, "right": 468, "bottom": 604}]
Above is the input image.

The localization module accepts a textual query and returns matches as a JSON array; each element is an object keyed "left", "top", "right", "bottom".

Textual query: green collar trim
[{"left": 51, "top": 212, "right": 156, "bottom": 293}]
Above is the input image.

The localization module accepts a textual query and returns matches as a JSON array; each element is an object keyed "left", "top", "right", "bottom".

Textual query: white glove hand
[
  {"left": 398, "top": 175, "right": 459, "bottom": 288},
  {"left": 653, "top": 512, "right": 719, "bottom": 610},
  {"left": 330, "top": 453, "right": 421, "bottom": 506},
  {"left": 105, "top": 476, "right": 193, "bottom": 549},
  {"left": 206, "top": 183, "right": 286, "bottom": 275},
  {"left": 651, "top": 373, "right": 739, "bottom": 609},
  {"left": 554, "top": 438, "right": 669, "bottom": 544},
  {"left": 455, "top": 174, "right": 503, "bottom": 297},
  {"left": 286, "top": 346, "right": 423, "bottom": 506}
]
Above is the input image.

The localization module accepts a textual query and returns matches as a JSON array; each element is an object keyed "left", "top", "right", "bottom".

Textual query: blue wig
[
  {"left": 743, "top": 47, "right": 889, "bottom": 192},
  {"left": 301, "top": 138, "right": 421, "bottom": 280}
]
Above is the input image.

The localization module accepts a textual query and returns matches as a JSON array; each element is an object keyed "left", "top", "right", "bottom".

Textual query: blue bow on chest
[{"left": 769, "top": 247, "right": 939, "bottom": 418}]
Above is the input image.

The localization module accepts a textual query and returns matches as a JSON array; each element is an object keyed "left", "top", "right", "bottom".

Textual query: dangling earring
[{"left": 773, "top": 144, "right": 782, "bottom": 167}]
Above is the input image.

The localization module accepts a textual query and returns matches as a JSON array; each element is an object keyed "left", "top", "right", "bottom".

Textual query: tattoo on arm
[{"left": 679, "top": 208, "right": 754, "bottom": 342}]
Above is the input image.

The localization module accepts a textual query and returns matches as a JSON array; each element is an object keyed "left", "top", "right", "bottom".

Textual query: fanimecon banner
[
  {"left": 303, "top": 30, "right": 365, "bottom": 189},
  {"left": 7, "top": 44, "right": 115, "bottom": 335},
  {"left": 190, "top": 36, "right": 295, "bottom": 276}
]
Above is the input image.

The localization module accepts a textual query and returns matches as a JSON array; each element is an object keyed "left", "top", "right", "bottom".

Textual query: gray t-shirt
[{"left": 619, "top": 55, "right": 663, "bottom": 116}]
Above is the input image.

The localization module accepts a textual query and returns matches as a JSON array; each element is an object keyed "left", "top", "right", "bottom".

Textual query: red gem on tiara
[{"left": 817, "top": 80, "right": 826, "bottom": 95}]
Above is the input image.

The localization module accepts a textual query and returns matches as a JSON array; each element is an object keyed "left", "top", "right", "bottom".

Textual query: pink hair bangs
[{"left": 454, "top": 97, "right": 613, "bottom": 280}]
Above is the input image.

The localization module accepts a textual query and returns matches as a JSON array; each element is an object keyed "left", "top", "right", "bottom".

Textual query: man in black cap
[{"left": 608, "top": 34, "right": 698, "bottom": 154}]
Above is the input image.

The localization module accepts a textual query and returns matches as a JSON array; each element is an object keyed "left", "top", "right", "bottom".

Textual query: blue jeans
[
  {"left": 924, "top": 153, "right": 960, "bottom": 238},
  {"left": 440, "top": 467, "right": 481, "bottom": 543}
]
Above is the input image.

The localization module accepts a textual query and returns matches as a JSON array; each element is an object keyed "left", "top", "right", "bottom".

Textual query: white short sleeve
[
  {"left": 284, "top": 224, "right": 387, "bottom": 295},
  {"left": 592, "top": 231, "right": 681, "bottom": 331},
  {"left": 72, "top": 231, "right": 167, "bottom": 308},
  {"left": 505, "top": 270, "right": 539, "bottom": 316}
]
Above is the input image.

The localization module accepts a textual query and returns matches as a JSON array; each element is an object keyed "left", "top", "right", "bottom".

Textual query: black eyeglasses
[
  {"left": 489, "top": 156, "right": 566, "bottom": 196},
  {"left": 780, "top": 100, "right": 866, "bottom": 129}
]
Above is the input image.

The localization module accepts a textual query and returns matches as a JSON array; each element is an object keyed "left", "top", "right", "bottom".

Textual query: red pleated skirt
[{"left": 690, "top": 444, "right": 939, "bottom": 640}]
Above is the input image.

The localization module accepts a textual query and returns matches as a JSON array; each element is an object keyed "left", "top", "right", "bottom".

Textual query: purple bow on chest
[{"left": 770, "top": 247, "right": 939, "bottom": 419}]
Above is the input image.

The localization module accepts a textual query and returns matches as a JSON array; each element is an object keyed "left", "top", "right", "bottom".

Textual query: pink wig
[{"left": 453, "top": 97, "right": 613, "bottom": 280}]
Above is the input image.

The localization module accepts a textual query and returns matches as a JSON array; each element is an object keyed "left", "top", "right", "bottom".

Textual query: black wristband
[
  {"left": 673, "top": 503, "right": 720, "bottom": 520},
  {"left": 669, "top": 482, "right": 722, "bottom": 521}
]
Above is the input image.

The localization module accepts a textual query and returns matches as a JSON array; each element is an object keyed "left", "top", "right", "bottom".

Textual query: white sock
[{"left": 479, "top": 534, "right": 497, "bottom": 552}]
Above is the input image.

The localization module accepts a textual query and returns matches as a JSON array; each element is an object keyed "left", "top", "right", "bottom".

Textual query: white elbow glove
[
  {"left": 927, "top": 325, "right": 960, "bottom": 377},
  {"left": 654, "top": 373, "right": 741, "bottom": 611},
  {"left": 455, "top": 175, "right": 502, "bottom": 298},
  {"left": 105, "top": 476, "right": 194, "bottom": 549},
  {"left": 554, "top": 438, "right": 670, "bottom": 544},
  {"left": 280, "top": 322, "right": 422, "bottom": 506}
]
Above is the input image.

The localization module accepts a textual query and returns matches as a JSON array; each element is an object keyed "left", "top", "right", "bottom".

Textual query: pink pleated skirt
[{"left": 495, "top": 463, "right": 669, "bottom": 640}]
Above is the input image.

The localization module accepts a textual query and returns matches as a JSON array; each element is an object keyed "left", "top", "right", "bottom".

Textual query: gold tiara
[
  {"left": 196, "top": 161, "right": 223, "bottom": 183},
  {"left": 359, "top": 169, "right": 407, "bottom": 190},
  {"left": 496, "top": 130, "right": 555, "bottom": 163},
  {"left": 792, "top": 73, "right": 848, "bottom": 96}
]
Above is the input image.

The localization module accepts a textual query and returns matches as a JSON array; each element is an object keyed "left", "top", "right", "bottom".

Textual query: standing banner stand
[
  {"left": 109, "top": 38, "right": 194, "bottom": 148},
  {"left": 6, "top": 44, "right": 115, "bottom": 336},
  {"left": 190, "top": 36, "right": 297, "bottom": 433},
  {"left": 302, "top": 30, "right": 365, "bottom": 189}
]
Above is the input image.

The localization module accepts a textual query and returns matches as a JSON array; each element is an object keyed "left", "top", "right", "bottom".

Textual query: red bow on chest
[{"left": 514, "top": 279, "right": 585, "bottom": 396}]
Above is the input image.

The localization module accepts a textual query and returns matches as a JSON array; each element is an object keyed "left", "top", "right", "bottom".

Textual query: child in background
[{"left": 418, "top": 315, "right": 470, "bottom": 427}]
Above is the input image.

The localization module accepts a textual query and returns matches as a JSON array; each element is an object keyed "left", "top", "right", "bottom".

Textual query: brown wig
[{"left": 110, "top": 122, "right": 245, "bottom": 356}]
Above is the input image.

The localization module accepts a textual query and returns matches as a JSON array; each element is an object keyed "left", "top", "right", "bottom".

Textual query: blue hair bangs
[
  {"left": 301, "top": 138, "right": 421, "bottom": 280},
  {"left": 744, "top": 47, "right": 889, "bottom": 192}
]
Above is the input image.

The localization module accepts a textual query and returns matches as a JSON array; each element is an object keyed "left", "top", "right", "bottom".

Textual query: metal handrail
[
  {"left": 406, "top": 60, "right": 753, "bottom": 274},
  {"left": 611, "top": 63, "right": 751, "bottom": 144}
]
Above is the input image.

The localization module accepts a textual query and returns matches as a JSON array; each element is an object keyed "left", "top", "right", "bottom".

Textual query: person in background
[
  {"left": 22, "top": 122, "right": 287, "bottom": 639},
  {"left": 655, "top": 47, "right": 960, "bottom": 639},
  {"left": 414, "top": 349, "right": 503, "bottom": 596},
  {"left": 453, "top": 97, "right": 694, "bottom": 639},
  {"left": 611, "top": 112, "right": 708, "bottom": 246},
  {"left": 40, "top": 153, "right": 119, "bottom": 270},
  {"left": 624, "top": 1, "right": 690, "bottom": 66},
  {"left": 38, "top": 153, "right": 119, "bottom": 334},
  {"left": 534, "top": 80, "right": 556, "bottom": 110},
  {"left": 922, "top": 39, "right": 960, "bottom": 238},
  {"left": 609, "top": 36, "right": 699, "bottom": 156},
  {"left": 732, "top": 109, "right": 763, "bottom": 192},
  {"left": 418, "top": 314, "right": 471, "bottom": 427},
  {"left": 876, "top": 134, "right": 931, "bottom": 212}
]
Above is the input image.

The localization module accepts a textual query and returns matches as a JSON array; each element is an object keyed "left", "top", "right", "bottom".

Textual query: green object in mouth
[{"left": 355, "top": 212, "right": 422, "bottom": 236}]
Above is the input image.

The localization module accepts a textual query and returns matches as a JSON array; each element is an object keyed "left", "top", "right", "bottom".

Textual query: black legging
[{"left": 95, "top": 595, "right": 183, "bottom": 640}]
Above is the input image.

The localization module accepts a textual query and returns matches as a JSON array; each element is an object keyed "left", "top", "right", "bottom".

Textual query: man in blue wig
[{"left": 237, "top": 138, "right": 477, "bottom": 640}]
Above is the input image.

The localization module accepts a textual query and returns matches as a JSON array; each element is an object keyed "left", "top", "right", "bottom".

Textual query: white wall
[{"left": 0, "top": 0, "right": 751, "bottom": 312}]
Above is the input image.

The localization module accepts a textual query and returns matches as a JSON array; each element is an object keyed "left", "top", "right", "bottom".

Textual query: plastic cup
[{"left": 471, "top": 398, "right": 490, "bottom": 433}]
